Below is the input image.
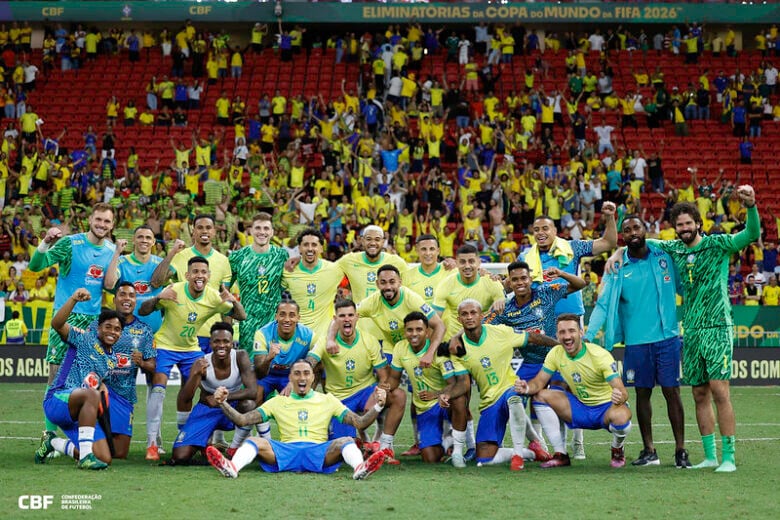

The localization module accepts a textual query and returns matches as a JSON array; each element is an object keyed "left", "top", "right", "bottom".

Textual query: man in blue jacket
[{"left": 585, "top": 215, "right": 690, "bottom": 468}]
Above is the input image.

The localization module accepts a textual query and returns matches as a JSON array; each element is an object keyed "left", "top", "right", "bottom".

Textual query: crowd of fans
[{"left": 1, "top": 17, "right": 780, "bottom": 322}]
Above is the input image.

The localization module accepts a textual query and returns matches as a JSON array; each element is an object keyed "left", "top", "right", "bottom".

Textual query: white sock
[
  {"left": 230, "top": 426, "right": 252, "bottom": 449},
  {"left": 609, "top": 421, "right": 632, "bottom": 449},
  {"left": 465, "top": 420, "right": 476, "bottom": 449},
  {"left": 507, "top": 396, "right": 527, "bottom": 457},
  {"left": 519, "top": 448, "right": 536, "bottom": 460},
  {"left": 531, "top": 419, "right": 546, "bottom": 446},
  {"left": 341, "top": 442, "right": 364, "bottom": 470},
  {"left": 484, "top": 447, "right": 514, "bottom": 465},
  {"left": 379, "top": 433, "right": 395, "bottom": 451},
  {"left": 78, "top": 426, "right": 95, "bottom": 460},
  {"left": 452, "top": 429, "right": 466, "bottom": 456},
  {"left": 232, "top": 439, "right": 258, "bottom": 472},
  {"left": 572, "top": 427, "right": 584, "bottom": 445},
  {"left": 211, "top": 430, "right": 226, "bottom": 444},
  {"left": 147, "top": 385, "right": 165, "bottom": 448},
  {"left": 257, "top": 422, "right": 272, "bottom": 439},
  {"left": 534, "top": 402, "right": 566, "bottom": 454},
  {"left": 176, "top": 411, "right": 190, "bottom": 430},
  {"left": 442, "top": 432, "right": 454, "bottom": 452},
  {"left": 52, "top": 437, "right": 75, "bottom": 458}
]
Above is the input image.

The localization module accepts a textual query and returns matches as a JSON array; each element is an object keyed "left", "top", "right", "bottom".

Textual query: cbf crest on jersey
[
  {"left": 659, "top": 258, "right": 668, "bottom": 270},
  {"left": 306, "top": 283, "right": 316, "bottom": 295},
  {"left": 345, "top": 359, "right": 356, "bottom": 371},
  {"left": 572, "top": 372, "right": 582, "bottom": 383},
  {"left": 480, "top": 356, "right": 491, "bottom": 369},
  {"left": 258, "top": 265, "right": 267, "bottom": 276},
  {"left": 298, "top": 410, "right": 308, "bottom": 422},
  {"left": 187, "top": 312, "right": 198, "bottom": 323},
  {"left": 413, "top": 366, "right": 424, "bottom": 377},
  {"left": 424, "top": 286, "right": 434, "bottom": 298},
  {"left": 367, "top": 271, "right": 377, "bottom": 283},
  {"left": 389, "top": 320, "right": 399, "bottom": 331}
]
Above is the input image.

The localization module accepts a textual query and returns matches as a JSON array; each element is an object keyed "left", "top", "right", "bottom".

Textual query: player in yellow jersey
[
  {"left": 387, "top": 312, "right": 470, "bottom": 466},
  {"left": 139, "top": 256, "right": 246, "bottom": 460},
  {"left": 403, "top": 234, "right": 451, "bottom": 306},
  {"left": 206, "top": 359, "right": 388, "bottom": 479},
  {"left": 401, "top": 233, "right": 453, "bottom": 455},
  {"left": 516, "top": 314, "right": 632, "bottom": 468},
  {"left": 282, "top": 228, "right": 344, "bottom": 339},
  {"left": 432, "top": 244, "right": 506, "bottom": 342},
  {"left": 452, "top": 299, "right": 553, "bottom": 470},
  {"left": 151, "top": 215, "right": 232, "bottom": 353},
  {"left": 307, "top": 300, "right": 389, "bottom": 441}
]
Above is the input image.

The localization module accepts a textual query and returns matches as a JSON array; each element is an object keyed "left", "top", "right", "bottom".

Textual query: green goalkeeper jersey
[{"left": 229, "top": 244, "right": 289, "bottom": 327}]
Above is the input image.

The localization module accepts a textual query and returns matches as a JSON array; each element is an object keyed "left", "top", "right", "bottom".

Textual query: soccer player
[
  {"left": 432, "top": 244, "right": 506, "bottom": 343},
  {"left": 152, "top": 214, "right": 232, "bottom": 353},
  {"left": 282, "top": 228, "right": 344, "bottom": 339},
  {"left": 85, "top": 282, "right": 156, "bottom": 459},
  {"left": 172, "top": 322, "right": 257, "bottom": 463},
  {"left": 249, "top": 299, "right": 317, "bottom": 444},
  {"left": 229, "top": 212, "right": 289, "bottom": 355},
  {"left": 307, "top": 300, "right": 389, "bottom": 441},
  {"left": 386, "top": 312, "right": 471, "bottom": 466},
  {"left": 205, "top": 359, "right": 388, "bottom": 480},
  {"left": 400, "top": 233, "right": 452, "bottom": 455},
  {"left": 585, "top": 215, "right": 689, "bottom": 468},
  {"left": 38, "top": 289, "right": 123, "bottom": 470},
  {"left": 31, "top": 203, "right": 116, "bottom": 459},
  {"left": 104, "top": 226, "right": 165, "bottom": 333},
  {"left": 608, "top": 185, "right": 759, "bottom": 472},
  {"left": 139, "top": 256, "right": 246, "bottom": 461},
  {"left": 452, "top": 299, "right": 553, "bottom": 470},
  {"left": 519, "top": 201, "right": 617, "bottom": 458},
  {"left": 403, "top": 234, "right": 451, "bottom": 306},
  {"left": 516, "top": 314, "right": 633, "bottom": 469}
]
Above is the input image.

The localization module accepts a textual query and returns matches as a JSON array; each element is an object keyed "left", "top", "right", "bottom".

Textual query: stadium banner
[
  {"left": 0, "top": 2, "right": 777, "bottom": 24},
  {"left": 2, "top": 343, "right": 776, "bottom": 386},
  {"left": 0, "top": 344, "right": 182, "bottom": 385}
]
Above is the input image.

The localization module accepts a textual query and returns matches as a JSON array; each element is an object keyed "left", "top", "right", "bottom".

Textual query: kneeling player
[
  {"left": 172, "top": 322, "right": 257, "bottom": 463},
  {"left": 516, "top": 314, "right": 632, "bottom": 468},
  {"left": 38, "top": 289, "right": 123, "bottom": 470},
  {"left": 206, "top": 359, "right": 387, "bottom": 480},
  {"left": 386, "top": 312, "right": 470, "bottom": 466}
]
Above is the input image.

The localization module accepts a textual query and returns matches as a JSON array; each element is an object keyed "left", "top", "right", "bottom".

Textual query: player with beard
[
  {"left": 282, "top": 228, "right": 345, "bottom": 340},
  {"left": 38, "top": 289, "right": 124, "bottom": 470},
  {"left": 139, "top": 256, "right": 246, "bottom": 460},
  {"left": 517, "top": 314, "right": 633, "bottom": 469},
  {"left": 229, "top": 213, "right": 290, "bottom": 355},
  {"left": 206, "top": 359, "right": 388, "bottom": 480},
  {"left": 606, "top": 186, "right": 759, "bottom": 472},
  {"left": 586, "top": 215, "right": 689, "bottom": 468},
  {"left": 32, "top": 203, "right": 117, "bottom": 463},
  {"left": 518, "top": 201, "right": 617, "bottom": 460},
  {"left": 105, "top": 226, "right": 165, "bottom": 333},
  {"left": 152, "top": 214, "right": 232, "bottom": 354},
  {"left": 172, "top": 322, "right": 257, "bottom": 463}
]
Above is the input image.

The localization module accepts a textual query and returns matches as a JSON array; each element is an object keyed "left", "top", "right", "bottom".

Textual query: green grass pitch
[{"left": 1, "top": 384, "right": 778, "bottom": 519}]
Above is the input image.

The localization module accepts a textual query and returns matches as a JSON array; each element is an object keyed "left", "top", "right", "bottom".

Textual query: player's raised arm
[
  {"left": 544, "top": 267, "right": 587, "bottom": 294},
  {"left": 29, "top": 226, "right": 65, "bottom": 271},
  {"left": 51, "top": 288, "right": 91, "bottom": 340},
  {"left": 221, "top": 285, "right": 247, "bottom": 321},
  {"left": 515, "top": 369, "right": 553, "bottom": 396},
  {"left": 139, "top": 284, "right": 178, "bottom": 315},
  {"left": 592, "top": 201, "right": 618, "bottom": 255},
  {"left": 103, "top": 238, "right": 127, "bottom": 290},
  {"left": 419, "top": 313, "right": 446, "bottom": 368},
  {"left": 225, "top": 351, "right": 258, "bottom": 402},
  {"left": 730, "top": 185, "right": 760, "bottom": 250},
  {"left": 150, "top": 239, "right": 186, "bottom": 288}
]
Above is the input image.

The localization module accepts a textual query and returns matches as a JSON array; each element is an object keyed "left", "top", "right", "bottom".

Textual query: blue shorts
[
  {"left": 260, "top": 440, "right": 341, "bottom": 474},
  {"left": 564, "top": 393, "right": 613, "bottom": 430},
  {"left": 623, "top": 336, "right": 682, "bottom": 388},
  {"left": 43, "top": 391, "right": 107, "bottom": 445},
  {"left": 173, "top": 402, "right": 235, "bottom": 448},
  {"left": 198, "top": 336, "right": 212, "bottom": 355},
  {"left": 516, "top": 362, "right": 565, "bottom": 386},
  {"left": 258, "top": 373, "right": 290, "bottom": 399},
  {"left": 107, "top": 388, "right": 133, "bottom": 437},
  {"left": 156, "top": 350, "right": 204, "bottom": 382},
  {"left": 417, "top": 403, "right": 450, "bottom": 450},
  {"left": 330, "top": 385, "right": 376, "bottom": 439},
  {"left": 475, "top": 387, "right": 519, "bottom": 446}
]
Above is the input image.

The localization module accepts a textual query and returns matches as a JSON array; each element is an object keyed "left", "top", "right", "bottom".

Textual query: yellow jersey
[
  {"left": 154, "top": 282, "right": 233, "bottom": 352},
  {"left": 433, "top": 273, "right": 506, "bottom": 339},
  {"left": 309, "top": 330, "right": 386, "bottom": 400},
  {"left": 358, "top": 287, "right": 436, "bottom": 350},
  {"left": 542, "top": 342, "right": 620, "bottom": 406},
  {"left": 257, "top": 391, "right": 348, "bottom": 443},
  {"left": 390, "top": 339, "right": 466, "bottom": 412},
  {"left": 282, "top": 259, "right": 345, "bottom": 339},
  {"left": 336, "top": 251, "right": 407, "bottom": 303},
  {"left": 403, "top": 263, "right": 450, "bottom": 306}
]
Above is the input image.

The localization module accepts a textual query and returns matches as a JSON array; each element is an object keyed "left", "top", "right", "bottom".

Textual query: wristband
[
  {"left": 373, "top": 403, "right": 384, "bottom": 413},
  {"left": 37, "top": 240, "right": 52, "bottom": 253}
]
